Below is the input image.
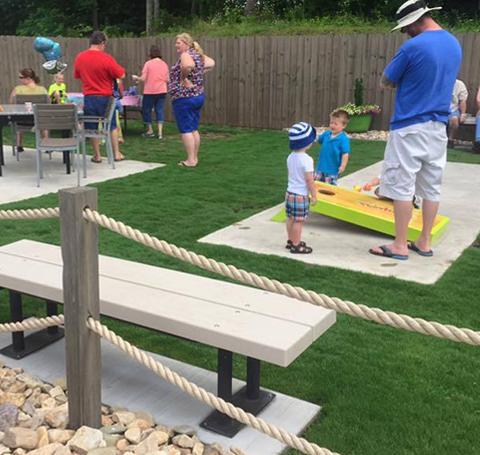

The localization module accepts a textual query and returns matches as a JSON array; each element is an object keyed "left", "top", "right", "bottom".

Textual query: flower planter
[{"left": 346, "top": 114, "right": 373, "bottom": 133}]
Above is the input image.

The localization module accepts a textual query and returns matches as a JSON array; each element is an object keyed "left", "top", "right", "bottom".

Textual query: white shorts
[{"left": 379, "top": 121, "right": 447, "bottom": 202}]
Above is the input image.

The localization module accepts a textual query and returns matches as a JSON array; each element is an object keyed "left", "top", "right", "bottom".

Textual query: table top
[{"left": 0, "top": 104, "right": 31, "bottom": 115}]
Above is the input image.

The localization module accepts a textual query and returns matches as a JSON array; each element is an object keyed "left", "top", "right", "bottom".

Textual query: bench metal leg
[
  {"left": 0, "top": 292, "right": 64, "bottom": 359},
  {"left": 10, "top": 291, "right": 25, "bottom": 352},
  {"left": 217, "top": 349, "right": 233, "bottom": 400},
  {"left": 201, "top": 351, "right": 275, "bottom": 437}
]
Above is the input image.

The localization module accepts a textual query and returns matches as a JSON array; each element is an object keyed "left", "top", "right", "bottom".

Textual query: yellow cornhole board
[{"left": 272, "top": 182, "right": 449, "bottom": 242}]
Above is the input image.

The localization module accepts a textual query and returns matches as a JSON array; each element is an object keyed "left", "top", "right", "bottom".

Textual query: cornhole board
[{"left": 271, "top": 182, "right": 450, "bottom": 242}]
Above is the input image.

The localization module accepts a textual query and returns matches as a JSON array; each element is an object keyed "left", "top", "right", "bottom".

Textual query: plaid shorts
[
  {"left": 314, "top": 172, "right": 338, "bottom": 185},
  {"left": 285, "top": 192, "right": 310, "bottom": 221}
]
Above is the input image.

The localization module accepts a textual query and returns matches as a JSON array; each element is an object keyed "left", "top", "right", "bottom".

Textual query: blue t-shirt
[
  {"left": 316, "top": 131, "right": 350, "bottom": 175},
  {"left": 384, "top": 30, "right": 462, "bottom": 131}
]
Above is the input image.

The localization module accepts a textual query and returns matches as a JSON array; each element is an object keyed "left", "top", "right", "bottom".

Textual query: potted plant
[{"left": 339, "top": 78, "right": 381, "bottom": 133}]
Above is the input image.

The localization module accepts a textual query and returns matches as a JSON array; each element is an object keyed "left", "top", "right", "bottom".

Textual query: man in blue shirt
[{"left": 370, "top": 0, "right": 462, "bottom": 261}]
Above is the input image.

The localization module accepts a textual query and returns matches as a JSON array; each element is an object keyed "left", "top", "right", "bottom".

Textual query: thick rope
[
  {"left": 83, "top": 208, "right": 480, "bottom": 347},
  {"left": 0, "top": 207, "right": 59, "bottom": 220},
  {"left": 87, "top": 317, "right": 340, "bottom": 455},
  {"left": 0, "top": 315, "right": 64, "bottom": 332}
]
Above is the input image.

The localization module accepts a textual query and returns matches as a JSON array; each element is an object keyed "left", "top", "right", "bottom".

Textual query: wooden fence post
[{"left": 59, "top": 187, "right": 101, "bottom": 429}]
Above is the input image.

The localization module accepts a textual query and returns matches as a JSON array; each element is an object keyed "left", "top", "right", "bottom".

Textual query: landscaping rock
[
  {"left": 111, "top": 411, "right": 135, "bottom": 426},
  {"left": 47, "top": 430, "right": 75, "bottom": 445},
  {"left": 192, "top": 442, "right": 204, "bottom": 455},
  {"left": 0, "top": 394, "right": 25, "bottom": 408},
  {"left": 3, "top": 427, "right": 38, "bottom": 450},
  {"left": 172, "top": 426, "right": 196, "bottom": 437},
  {"left": 0, "top": 405, "right": 18, "bottom": 431},
  {"left": 36, "top": 427, "right": 49, "bottom": 447},
  {"left": 67, "top": 427, "right": 104, "bottom": 455},
  {"left": 0, "top": 366, "right": 243, "bottom": 455},
  {"left": 171, "top": 435, "right": 194, "bottom": 449},
  {"left": 85, "top": 447, "right": 116, "bottom": 455},
  {"left": 44, "top": 407, "right": 68, "bottom": 429},
  {"left": 100, "top": 424, "right": 125, "bottom": 435},
  {"left": 124, "top": 427, "right": 141, "bottom": 445},
  {"left": 27, "top": 443, "right": 63, "bottom": 455}
]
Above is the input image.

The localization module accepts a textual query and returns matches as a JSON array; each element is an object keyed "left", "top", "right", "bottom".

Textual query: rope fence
[
  {"left": 0, "top": 207, "right": 59, "bottom": 220},
  {"left": 82, "top": 208, "right": 480, "bottom": 347},
  {"left": 2, "top": 205, "right": 479, "bottom": 347},
  {"left": 0, "top": 315, "right": 64, "bottom": 333}
]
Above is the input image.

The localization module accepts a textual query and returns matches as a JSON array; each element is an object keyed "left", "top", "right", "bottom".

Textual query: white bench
[{"left": 0, "top": 239, "right": 335, "bottom": 436}]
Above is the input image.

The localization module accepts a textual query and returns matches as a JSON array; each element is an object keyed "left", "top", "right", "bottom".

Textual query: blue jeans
[
  {"left": 142, "top": 93, "right": 166, "bottom": 124},
  {"left": 476, "top": 115, "right": 480, "bottom": 142}
]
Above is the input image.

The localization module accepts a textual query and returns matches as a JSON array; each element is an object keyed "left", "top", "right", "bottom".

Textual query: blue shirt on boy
[
  {"left": 316, "top": 131, "right": 350, "bottom": 175},
  {"left": 384, "top": 30, "right": 461, "bottom": 131}
]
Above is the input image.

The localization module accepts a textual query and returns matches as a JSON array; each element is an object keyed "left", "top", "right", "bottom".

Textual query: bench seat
[{"left": 0, "top": 240, "right": 335, "bottom": 367}]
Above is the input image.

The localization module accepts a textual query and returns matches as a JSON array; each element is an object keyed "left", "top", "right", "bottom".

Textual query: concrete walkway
[
  {"left": 0, "top": 148, "right": 164, "bottom": 205},
  {"left": 200, "top": 161, "right": 480, "bottom": 284},
  {"left": 0, "top": 334, "right": 320, "bottom": 455}
]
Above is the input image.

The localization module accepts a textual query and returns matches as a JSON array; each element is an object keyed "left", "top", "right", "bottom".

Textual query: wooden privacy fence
[{"left": 0, "top": 33, "right": 479, "bottom": 130}]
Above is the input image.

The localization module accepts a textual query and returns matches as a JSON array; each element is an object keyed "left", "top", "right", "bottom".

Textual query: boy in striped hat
[{"left": 285, "top": 122, "right": 317, "bottom": 254}]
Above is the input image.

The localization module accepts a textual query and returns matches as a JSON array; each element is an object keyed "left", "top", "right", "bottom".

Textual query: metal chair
[
  {"left": 33, "top": 104, "right": 82, "bottom": 187},
  {"left": 79, "top": 96, "right": 116, "bottom": 169},
  {"left": 12, "top": 94, "right": 49, "bottom": 159}
]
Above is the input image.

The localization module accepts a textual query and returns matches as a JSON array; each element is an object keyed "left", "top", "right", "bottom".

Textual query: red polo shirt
[{"left": 74, "top": 49, "right": 125, "bottom": 96}]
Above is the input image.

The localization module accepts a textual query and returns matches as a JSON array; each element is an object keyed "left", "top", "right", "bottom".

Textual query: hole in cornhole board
[{"left": 317, "top": 189, "right": 336, "bottom": 196}]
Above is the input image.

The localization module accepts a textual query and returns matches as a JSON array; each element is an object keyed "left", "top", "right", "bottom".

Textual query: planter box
[{"left": 346, "top": 114, "right": 373, "bottom": 133}]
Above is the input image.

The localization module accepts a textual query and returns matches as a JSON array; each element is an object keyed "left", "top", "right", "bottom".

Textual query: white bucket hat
[{"left": 391, "top": 0, "right": 442, "bottom": 31}]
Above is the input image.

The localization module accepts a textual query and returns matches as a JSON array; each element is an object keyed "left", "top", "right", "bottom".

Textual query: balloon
[{"left": 33, "top": 37, "right": 67, "bottom": 74}]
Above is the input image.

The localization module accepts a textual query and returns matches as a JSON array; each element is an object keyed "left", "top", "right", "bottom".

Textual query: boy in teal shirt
[{"left": 315, "top": 109, "right": 350, "bottom": 185}]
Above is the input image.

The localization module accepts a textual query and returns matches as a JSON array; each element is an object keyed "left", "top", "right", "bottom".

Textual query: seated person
[
  {"left": 448, "top": 79, "right": 468, "bottom": 148},
  {"left": 9, "top": 68, "right": 48, "bottom": 152}
]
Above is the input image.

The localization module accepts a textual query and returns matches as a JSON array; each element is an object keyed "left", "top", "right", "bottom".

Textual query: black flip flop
[
  {"left": 369, "top": 245, "right": 408, "bottom": 260},
  {"left": 408, "top": 242, "right": 433, "bottom": 257}
]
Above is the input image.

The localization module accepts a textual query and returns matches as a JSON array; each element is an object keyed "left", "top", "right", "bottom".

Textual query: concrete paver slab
[
  {"left": 200, "top": 161, "right": 480, "bottom": 284},
  {"left": 0, "top": 148, "right": 164, "bottom": 205}
]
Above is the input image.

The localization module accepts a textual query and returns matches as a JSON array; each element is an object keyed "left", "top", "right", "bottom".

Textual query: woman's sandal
[
  {"left": 290, "top": 243, "right": 313, "bottom": 254},
  {"left": 91, "top": 156, "right": 102, "bottom": 163}
]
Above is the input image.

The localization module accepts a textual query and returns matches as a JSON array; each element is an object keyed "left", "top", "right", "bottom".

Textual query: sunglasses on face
[{"left": 19, "top": 76, "right": 27, "bottom": 79}]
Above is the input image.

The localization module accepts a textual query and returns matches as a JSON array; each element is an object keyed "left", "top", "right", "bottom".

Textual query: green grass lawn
[{"left": 1, "top": 122, "right": 480, "bottom": 455}]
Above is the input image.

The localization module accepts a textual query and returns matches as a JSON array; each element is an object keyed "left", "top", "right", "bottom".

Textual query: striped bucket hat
[{"left": 288, "top": 122, "right": 317, "bottom": 150}]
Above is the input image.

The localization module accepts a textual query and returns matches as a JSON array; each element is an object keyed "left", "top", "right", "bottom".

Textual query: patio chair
[
  {"left": 79, "top": 96, "right": 116, "bottom": 169},
  {"left": 33, "top": 104, "right": 82, "bottom": 187},
  {"left": 12, "top": 94, "right": 49, "bottom": 159}
]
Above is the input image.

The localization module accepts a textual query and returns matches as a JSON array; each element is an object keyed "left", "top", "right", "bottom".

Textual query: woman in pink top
[{"left": 133, "top": 45, "right": 169, "bottom": 139}]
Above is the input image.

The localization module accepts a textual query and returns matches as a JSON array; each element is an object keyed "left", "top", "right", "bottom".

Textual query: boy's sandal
[
  {"left": 290, "top": 243, "right": 313, "bottom": 254},
  {"left": 142, "top": 132, "right": 155, "bottom": 138},
  {"left": 286, "top": 240, "right": 306, "bottom": 250}
]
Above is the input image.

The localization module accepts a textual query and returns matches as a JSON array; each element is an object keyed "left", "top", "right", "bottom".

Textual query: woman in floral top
[{"left": 169, "top": 33, "right": 215, "bottom": 168}]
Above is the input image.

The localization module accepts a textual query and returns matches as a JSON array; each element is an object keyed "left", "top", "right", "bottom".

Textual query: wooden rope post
[{"left": 59, "top": 187, "right": 101, "bottom": 428}]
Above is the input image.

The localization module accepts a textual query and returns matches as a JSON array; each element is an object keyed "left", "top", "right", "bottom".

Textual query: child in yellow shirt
[{"left": 48, "top": 73, "right": 67, "bottom": 104}]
